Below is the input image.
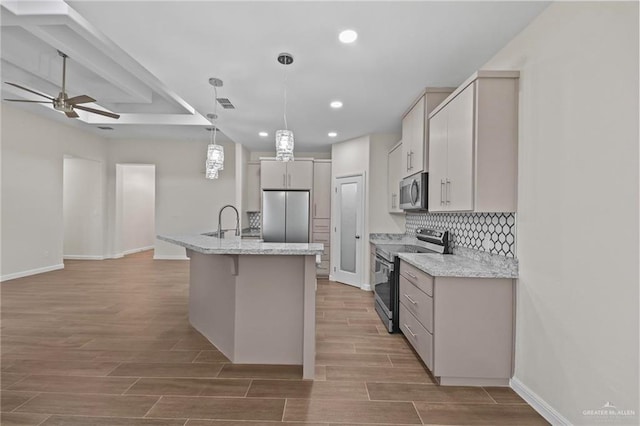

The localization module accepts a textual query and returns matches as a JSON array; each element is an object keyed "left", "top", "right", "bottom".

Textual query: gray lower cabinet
[
  {"left": 313, "top": 220, "right": 331, "bottom": 277},
  {"left": 399, "top": 260, "right": 514, "bottom": 386}
]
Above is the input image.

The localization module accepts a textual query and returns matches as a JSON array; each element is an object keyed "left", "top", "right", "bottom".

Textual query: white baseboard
[
  {"left": 123, "top": 246, "right": 154, "bottom": 256},
  {"left": 329, "top": 274, "right": 334, "bottom": 281},
  {"left": 1, "top": 263, "right": 64, "bottom": 282},
  {"left": 63, "top": 255, "right": 105, "bottom": 260},
  {"left": 361, "top": 283, "right": 372, "bottom": 291},
  {"left": 510, "top": 377, "right": 571, "bottom": 425},
  {"left": 153, "top": 255, "right": 189, "bottom": 260}
]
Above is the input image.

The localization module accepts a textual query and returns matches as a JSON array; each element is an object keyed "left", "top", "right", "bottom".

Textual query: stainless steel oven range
[{"left": 373, "top": 228, "right": 450, "bottom": 333}]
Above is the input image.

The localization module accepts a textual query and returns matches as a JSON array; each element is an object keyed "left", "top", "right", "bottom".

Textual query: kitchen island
[{"left": 158, "top": 234, "right": 323, "bottom": 379}]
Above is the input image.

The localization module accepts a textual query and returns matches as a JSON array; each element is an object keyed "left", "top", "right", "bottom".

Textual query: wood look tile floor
[{"left": 1, "top": 251, "right": 548, "bottom": 425}]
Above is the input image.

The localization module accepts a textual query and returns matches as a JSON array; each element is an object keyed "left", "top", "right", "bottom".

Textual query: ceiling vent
[{"left": 216, "top": 98, "right": 235, "bottom": 109}]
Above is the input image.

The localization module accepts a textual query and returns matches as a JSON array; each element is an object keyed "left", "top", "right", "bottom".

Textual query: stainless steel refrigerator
[{"left": 262, "top": 191, "right": 310, "bottom": 243}]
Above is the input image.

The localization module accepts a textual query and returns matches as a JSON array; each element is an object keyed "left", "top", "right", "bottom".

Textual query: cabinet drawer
[
  {"left": 312, "top": 232, "right": 330, "bottom": 244},
  {"left": 399, "top": 275, "right": 433, "bottom": 333},
  {"left": 400, "top": 261, "right": 433, "bottom": 296},
  {"left": 399, "top": 303, "right": 433, "bottom": 371},
  {"left": 321, "top": 251, "right": 330, "bottom": 261},
  {"left": 313, "top": 219, "right": 331, "bottom": 233}
]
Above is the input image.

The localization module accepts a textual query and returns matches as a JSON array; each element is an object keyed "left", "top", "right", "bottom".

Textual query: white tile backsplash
[{"left": 406, "top": 212, "right": 516, "bottom": 257}]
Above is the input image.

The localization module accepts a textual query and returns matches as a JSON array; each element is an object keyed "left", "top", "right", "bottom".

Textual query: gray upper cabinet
[
  {"left": 387, "top": 141, "right": 404, "bottom": 213},
  {"left": 313, "top": 161, "right": 331, "bottom": 219},
  {"left": 261, "top": 159, "right": 313, "bottom": 190},
  {"left": 428, "top": 71, "right": 519, "bottom": 213},
  {"left": 400, "top": 88, "right": 454, "bottom": 179}
]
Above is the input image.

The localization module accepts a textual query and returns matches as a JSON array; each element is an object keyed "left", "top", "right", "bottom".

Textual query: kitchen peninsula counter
[
  {"left": 158, "top": 234, "right": 323, "bottom": 379},
  {"left": 159, "top": 234, "right": 323, "bottom": 255}
]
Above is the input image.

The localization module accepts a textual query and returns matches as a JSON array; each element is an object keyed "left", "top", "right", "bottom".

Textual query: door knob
[{"left": 355, "top": 235, "right": 361, "bottom": 239}]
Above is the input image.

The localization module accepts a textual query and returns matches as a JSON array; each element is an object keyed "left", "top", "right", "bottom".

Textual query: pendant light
[
  {"left": 275, "top": 53, "right": 294, "bottom": 162},
  {"left": 205, "top": 78, "right": 224, "bottom": 179}
]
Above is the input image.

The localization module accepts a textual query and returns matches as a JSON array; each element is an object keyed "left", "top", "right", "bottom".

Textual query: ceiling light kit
[
  {"left": 338, "top": 29, "right": 358, "bottom": 44},
  {"left": 328, "top": 132, "right": 337, "bottom": 138},
  {"left": 205, "top": 78, "right": 225, "bottom": 180},
  {"left": 3, "top": 50, "right": 120, "bottom": 120},
  {"left": 259, "top": 132, "right": 268, "bottom": 137},
  {"left": 330, "top": 100, "right": 343, "bottom": 109},
  {"left": 275, "top": 53, "right": 295, "bottom": 162}
]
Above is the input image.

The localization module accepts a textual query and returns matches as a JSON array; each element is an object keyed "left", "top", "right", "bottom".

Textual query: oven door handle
[{"left": 374, "top": 255, "right": 394, "bottom": 271}]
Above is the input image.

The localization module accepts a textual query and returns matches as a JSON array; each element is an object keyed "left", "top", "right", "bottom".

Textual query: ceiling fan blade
[
  {"left": 74, "top": 105, "right": 120, "bottom": 119},
  {"left": 3, "top": 99, "right": 51, "bottom": 103},
  {"left": 66, "top": 95, "right": 95, "bottom": 105},
  {"left": 5, "top": 82, "right": 54, "bottom": 100},
  {"left": 65, "top": 110, "right": 79, "bottom": 118}
]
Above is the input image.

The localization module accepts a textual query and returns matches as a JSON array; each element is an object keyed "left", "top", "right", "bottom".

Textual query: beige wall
[
  {"left": 369, "top": 134, "right": 404, "bottom": 233},
  {"left": 236, "top": 143, "right": 250, "bottom": 229},
  {"left": 1, "top": 104, "right": 108, "bottom": 280},
  {"left": 1, "top": 103, "right": 239, "bottom": 277},
  {"left": 106, "top": 138, "right": 236, "bottom": 259},
  {"left": 484, "top": 2, "right": 639, "bottom": 423}
]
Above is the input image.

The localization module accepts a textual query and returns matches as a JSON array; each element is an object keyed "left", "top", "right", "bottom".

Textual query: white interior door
[{"left": 333, "top": 174, "right": 364, "bottom": 287}]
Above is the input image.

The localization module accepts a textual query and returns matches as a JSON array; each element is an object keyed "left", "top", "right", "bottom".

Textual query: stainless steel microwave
[{"left": 399, "top": 172, "right": 428, "bottom": 210}]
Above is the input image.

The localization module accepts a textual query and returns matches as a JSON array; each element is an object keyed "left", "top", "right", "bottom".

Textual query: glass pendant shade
[
  {"left": 207, "top": 143, "right": 224, "bottom": 170},
  {"left": 205, "top": 143, "right": 224, "bottom": 180},
  {"left": 205, "top": 165, "right": 219, "bottom": 180},
  {"left": 275, "top": 129, "right": 294, "bottom": 162}
]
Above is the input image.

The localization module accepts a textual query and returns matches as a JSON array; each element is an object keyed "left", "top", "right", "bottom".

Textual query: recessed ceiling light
[
  {"left": 339, "top": 29, "right": 358, "bottom": 44},
  {"left": 259, "top": 131, "right": 268, "bottom": 137},
  {"left": 328, "top": 132, "right": 337, "bottom": 138},
  {"left": 330, "top": 101, "right": 343, "bottom": 109}
]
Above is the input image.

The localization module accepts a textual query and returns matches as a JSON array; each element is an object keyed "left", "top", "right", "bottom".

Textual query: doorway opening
[
  {"left": 115, "top": 164, "right": 156, "bottom": 257},
  {"left": 63, "top": 156, "right": 105, "bottom": 260}
]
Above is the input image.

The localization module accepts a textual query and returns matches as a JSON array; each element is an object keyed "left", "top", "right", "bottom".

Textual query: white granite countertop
[
  {"left": 158, "top": 234, "right": 324, "bottom": 256},
  {"left": 398, "top": 253, "right": 518, "bottom": 279},
  {"left": 370, "top": 233, "right": 518, "bottom": 279}
]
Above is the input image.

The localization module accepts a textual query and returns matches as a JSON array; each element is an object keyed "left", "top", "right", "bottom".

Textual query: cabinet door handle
[
  {"left": 283, "top": 174, "right": 286, "bottom": 187},
  {"left": 403, "top": 324, "right": 417, "bottom": 338},
  {"left": 406, "top": 152, "right": 410, "bottom": 171},
  {"left": 409, "top": 151, "right": 413, "bottom": 170},
  {"left": 288, "top": 174, "right": 292, "bottom": 187},
  {"left": 406, "top": 272, "right": 417, "bottom": 280},
  {"left": 404, "top": 294, "right": 418, "bottom": 305},
  {"left": 440, "top": 179, "right": 445, "bottom": 205},
  {"left": 446, "top": 179, "right": 451, "bottom": 204},
  {"left": 314, "top": 203, "right": 317, "bottom": 217}
]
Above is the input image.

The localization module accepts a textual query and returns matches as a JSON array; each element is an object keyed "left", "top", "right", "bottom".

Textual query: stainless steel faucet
[{"left": 217, "top": 204, "right": 240, "bottom": 238}]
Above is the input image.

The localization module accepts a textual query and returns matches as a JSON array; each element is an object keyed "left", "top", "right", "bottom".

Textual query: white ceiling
[{"left": 1, "top": 1, "right": 549, "bottom": 152}]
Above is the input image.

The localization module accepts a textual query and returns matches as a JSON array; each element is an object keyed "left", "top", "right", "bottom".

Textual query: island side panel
[
  {"left": 303, "top": 255, "right": 317, "bottom": 379},
  {"left": 233, "top": 255, "right": 305, "bottom": 365},
  {"left": 187, "top": 249, "right": 236, "bottom": 361}
]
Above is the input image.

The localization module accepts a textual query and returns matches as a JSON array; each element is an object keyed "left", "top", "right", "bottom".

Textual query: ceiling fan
[{"left": 3, "top": 50, "right": 120, "bottom": 120}]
